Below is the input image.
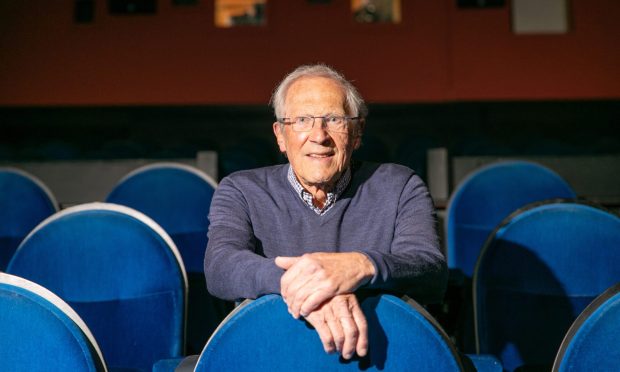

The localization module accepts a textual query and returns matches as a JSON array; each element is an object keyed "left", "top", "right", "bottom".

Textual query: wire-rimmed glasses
[{"left": 277, "top": 115, "right": 360, "bottom": 133}]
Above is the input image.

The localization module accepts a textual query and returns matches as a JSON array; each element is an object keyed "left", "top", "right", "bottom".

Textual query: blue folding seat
[
  {"left": 444, "top": 161, "right": 576, "bottom": 352},
  {"left": 106, "top": 162, "right": 229, "bottom": 353},
  {"left": 473, "top": 201, "right": 620, "bottom": 371},
  {"left": 106, "top": 162, "right": 216, "bottom": 273},
  {"left": 155, "top": 294, "right": 502, "bottom": 372},
  {"left": 0, "top": 167, "right": 58, "bottom": 270},
  {"left": 446, "top": 160, "right": 576, "bottom": 278},
  {"left": 552, "top": 283, "right": 620, "bottom": 371},
  {"left": 7, "top": 203, "right": 187, "bottom": 371},
  {"left": 0, "top": 272, "right": 107, "bottom": 371}
]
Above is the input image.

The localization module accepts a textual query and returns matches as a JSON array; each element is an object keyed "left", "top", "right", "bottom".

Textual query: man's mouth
[{"left": 307, "top": 153, "right": 334, "bottom": 158}]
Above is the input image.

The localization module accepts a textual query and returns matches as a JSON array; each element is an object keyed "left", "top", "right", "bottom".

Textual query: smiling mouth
[{"left": 307, "top": 153, "right": 334, "bottom": 158}]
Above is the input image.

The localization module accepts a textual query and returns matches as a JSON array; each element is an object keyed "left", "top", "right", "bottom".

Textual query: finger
[
  {"left": 274, "top": 256, "right": 299, "bottom": 270},
  {"left": 324, "top": 306, "right": 345, "bottom": 354},
  {"left": 281, "top": 256, "right": 321, "bottom": 316},
  {"left": 351, "top": 303, "right": 369, "bottom": 357},
  {"left": 286, "top": 275, "right": 314, "bottom": 318},
  {"left": 279, "top": 260, "right": 305, "bottom": 300},
  {"left": 306, "top": 314, "right": 336, "bottom": 354},
  {"left": 276, "top": 257, "right": 308, "bottom": 297},
  {"left": 338, "top": 314, "right": 359, "bottom": 360},
  {"left": 299, "top": 287, "right": 336, "bottom": 318}
]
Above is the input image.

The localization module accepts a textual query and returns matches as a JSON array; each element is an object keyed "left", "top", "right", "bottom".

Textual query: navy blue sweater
[{"left": 205, "top": 161, "right": 447, "bottom": 303}]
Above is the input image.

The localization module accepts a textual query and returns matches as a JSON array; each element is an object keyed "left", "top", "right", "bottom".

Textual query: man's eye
[
  {"left": 297, "top": 117, "right": 309, "bottom": 123},
  {"left": 327, "top": 116, "right": 339, "bottom": 123}
]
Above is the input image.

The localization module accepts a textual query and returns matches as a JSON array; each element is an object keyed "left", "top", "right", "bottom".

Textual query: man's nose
[{"left": 308, "top": 118, "right": 331, "bottom": 143}]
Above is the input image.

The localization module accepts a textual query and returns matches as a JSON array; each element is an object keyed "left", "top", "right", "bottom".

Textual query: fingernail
[{"left": 343, "top": 353, "right": 352, "bottom": 360}]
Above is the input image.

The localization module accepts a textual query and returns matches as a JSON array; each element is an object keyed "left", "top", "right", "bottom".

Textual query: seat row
[
  {"left": 2, "top": 161, "right": 619, "bottom": 370},
  {"left": 443, "top": 160, "right": 620, "bottom": 371},
  {"left": 3, "top": 269, "right": 619, "bottom": 371},
  {"left": 0, "top": 163, "right": 230, "bottom": 359}
]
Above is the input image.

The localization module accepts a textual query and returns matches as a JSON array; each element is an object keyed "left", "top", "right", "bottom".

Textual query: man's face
[{"left": 273, "top": 76, "right": 361, "bottom": 190}]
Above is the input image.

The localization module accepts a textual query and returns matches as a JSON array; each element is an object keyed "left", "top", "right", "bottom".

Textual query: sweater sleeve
[
  {"left": 204, "top": 176, "right": 284, "bottom": 301},
  {"left": 359, "top": 173, "right": 448, "bottom": 304}
]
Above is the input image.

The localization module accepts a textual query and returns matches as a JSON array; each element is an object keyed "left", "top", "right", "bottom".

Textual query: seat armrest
[{"left": 152, "top": 355, "right": 198, "bottom": 372}]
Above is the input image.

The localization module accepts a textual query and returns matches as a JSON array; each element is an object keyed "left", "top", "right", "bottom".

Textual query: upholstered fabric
[
  {"left": 0, "top": 167, "right": 58, "bottom": 270},
  {"left": 106, "top": 162, "right": 216, "bottom": 273},
  {"left": 0, "top": 272, "right": 106, "bottom": 371},
  {"left": 7, "top": 203, "right": 186, "bottom": 372},
  {"left": 553, "top": 284, "right": 620, "bottom": 372},
  {"left": 195, "top": 294, "right": 465, "bottom": 371},
  {"left": 446, "top": 161, "right": 575, "bottom": 277},
  {"left": 106, "top": 163, "right": 227, "bottom": 354},
  {"left": 474, "top": 202, "right": 620, "bottom": 371}
]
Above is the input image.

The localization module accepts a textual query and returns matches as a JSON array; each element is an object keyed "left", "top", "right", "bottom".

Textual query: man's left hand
[{"left": 275, "top": 252, "right": 375, "bottom": 318}]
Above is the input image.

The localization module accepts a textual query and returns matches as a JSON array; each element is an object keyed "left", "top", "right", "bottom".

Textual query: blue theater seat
[
  {"left": 106, "top": 162, "right": 217, "bottom": 273},
  {"left": 473, "top": 201, "right": 620, "bottom": 371},
  {"left": 0, "top": 167, "right": 58, "bottom": 270},
  {"left": 7, "top": 203, "right": 187, "bottom": 371},
  {"left": 446, "top": 160, "right": 576, "bottom": 278},
  {"left": 443, "top": 161, "right": 576, "bottom": 352},
  {"left": 0, "top": 272, "right": 107, "bottom": 371},
  {"left": 161, "top": 294, "right": 500, "bottom": 371},
  {"left": 105, "top": 162, "right": 230, "bottom": 354},
  {"left": 552, "top": 283, "right": 620, "bottom": 371}
]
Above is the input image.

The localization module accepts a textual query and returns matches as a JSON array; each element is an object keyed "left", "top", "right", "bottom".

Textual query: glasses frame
[{"left": 277, "top": 115, "right": 361, "bottom": 133}]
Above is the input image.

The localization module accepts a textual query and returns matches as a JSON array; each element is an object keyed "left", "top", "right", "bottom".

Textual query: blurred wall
[{"left": 1, "top": 0, "right": 619, "bottom": 106}]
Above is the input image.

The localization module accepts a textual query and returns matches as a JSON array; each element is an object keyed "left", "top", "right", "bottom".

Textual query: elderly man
[{"left": 205, "top": 64, "right": 447, "bottom": 360}]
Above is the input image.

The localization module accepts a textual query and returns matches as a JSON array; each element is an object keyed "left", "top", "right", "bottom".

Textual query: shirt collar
[{"left": 287, "top": 165, "right": 351, "bottom": 215}]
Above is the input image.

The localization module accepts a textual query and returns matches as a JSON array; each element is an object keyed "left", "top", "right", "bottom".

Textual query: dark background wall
[
  {"left": 1, "top": 0, "right": 618, "bottom": 105},
  {"left": 1, "top": 1, "right": 618, "bottom": 180}
]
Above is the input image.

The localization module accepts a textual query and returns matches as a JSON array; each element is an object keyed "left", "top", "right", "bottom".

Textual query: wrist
[{"left": 353, "top": 252, "right": 376, "bottom": 285}]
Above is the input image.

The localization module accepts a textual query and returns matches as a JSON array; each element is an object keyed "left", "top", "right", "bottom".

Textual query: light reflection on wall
[
  {"left": 215, "top": 0, "right": 266, "bottom": 28},
  {"left": 352, "top": 0, "right": 401, "bottom": 23}
]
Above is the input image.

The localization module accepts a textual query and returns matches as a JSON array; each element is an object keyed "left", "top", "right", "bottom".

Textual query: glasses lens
[
  {"left": 326, "top": 116, "right": 348, "bottom": 133},
  {"left": 292, "top": 116, "right": 313, "bottom": 132},
  {"left": 289, "top": 116, "right": 351, "bottom": 132}
]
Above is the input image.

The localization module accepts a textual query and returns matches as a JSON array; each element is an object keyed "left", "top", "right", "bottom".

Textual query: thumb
[{"left": 275, "top": 256, "right": 300, "bottom": 269}]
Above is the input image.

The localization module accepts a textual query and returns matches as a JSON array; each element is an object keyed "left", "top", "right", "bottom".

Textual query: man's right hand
[{"left": 303, "top": 293, "right": 368, "bottom": 360}]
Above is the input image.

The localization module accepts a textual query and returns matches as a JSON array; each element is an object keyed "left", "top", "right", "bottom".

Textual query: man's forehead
[{"left": 285, "top": 77, "right": 346, "bottom": 107}]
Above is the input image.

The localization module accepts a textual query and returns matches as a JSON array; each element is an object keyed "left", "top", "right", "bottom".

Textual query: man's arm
[
  {"left": 361, "top": 173, "right": 447, "bottom": 302},
  {"left": 204, "top": 177, "right": 283, "bottom": 301}
]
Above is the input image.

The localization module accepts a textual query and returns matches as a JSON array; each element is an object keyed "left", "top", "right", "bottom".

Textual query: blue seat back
[
  {"left": 7, "top": 203, "right": 187, "bottom": 371},
  {"left": 446, "top": 161, "right": 576, "bottom": 277},
  {"left": 106, "top": 162, "right": 217, "bottom": 273},
  {"left": 196, "top": 294, "right": 465, "bottom": 371},
  {"left": 0, "top": 167, "right": 58, "bottom": 270},
  {"left": 473, "top": 202, "right": 620, "bottom": 371},
  {"left": 0, "top": 272, "right": 107, "bottom": 371},
  {"left": 553, "top": 283, "right": 620, "bottom": 372}
]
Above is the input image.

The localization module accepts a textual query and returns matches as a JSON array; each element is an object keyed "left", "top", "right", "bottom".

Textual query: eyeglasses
[{"left": 277, "top": 115, "right": 360, "bottom": 133}]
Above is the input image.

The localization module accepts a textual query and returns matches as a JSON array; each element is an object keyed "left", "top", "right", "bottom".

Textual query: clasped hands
[{"left": 275, "top": 252, "right": 375, "bottom": 359}]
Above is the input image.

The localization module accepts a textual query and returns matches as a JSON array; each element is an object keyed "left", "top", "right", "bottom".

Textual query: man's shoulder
[
  {"left": 355, "top": 161, "right": 419, "bottom": 184},
  {"left": 220, "top": 164, "right": 288, "bottom": 190}
]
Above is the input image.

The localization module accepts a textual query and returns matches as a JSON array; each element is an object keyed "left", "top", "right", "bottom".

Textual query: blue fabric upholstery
[
  {"left": 553, "top": 283, "right": 620, "bottom": 372},
  {"left": 0, "top": 272, "right": 106, "bottom": 371},
  {"left": 106, "top": 163, "right": 228, "bottom": 354},
  {"left": 195, "top": 294, "right": 468, "bottom": 371},
  {"left": 105, "top": 162, "right": 216, "bottom": 273},
  {"left": 473, "top": 202, "right": 620, "bottom": 371},
  {"left": 0, "top": 167, "right": 58, "bottom": 270},
  {"left": 6, "top": 203, "right": 186, "bottom": 372},
  {"left": 446, "top": 161, "right": 576, "bottom": 277}
]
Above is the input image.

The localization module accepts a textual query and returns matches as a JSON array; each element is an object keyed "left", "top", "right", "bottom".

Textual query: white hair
[{"left": 270, "top": 64, "right": 368, "bottom": 121}]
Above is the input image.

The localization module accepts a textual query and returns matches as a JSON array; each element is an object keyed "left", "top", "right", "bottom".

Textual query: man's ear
[
  {"left": 273, "top": 122, "right": 287, "bottom": 153},
  {"left": 353, "top": 118, "right": 365, "bottom": 150}
]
